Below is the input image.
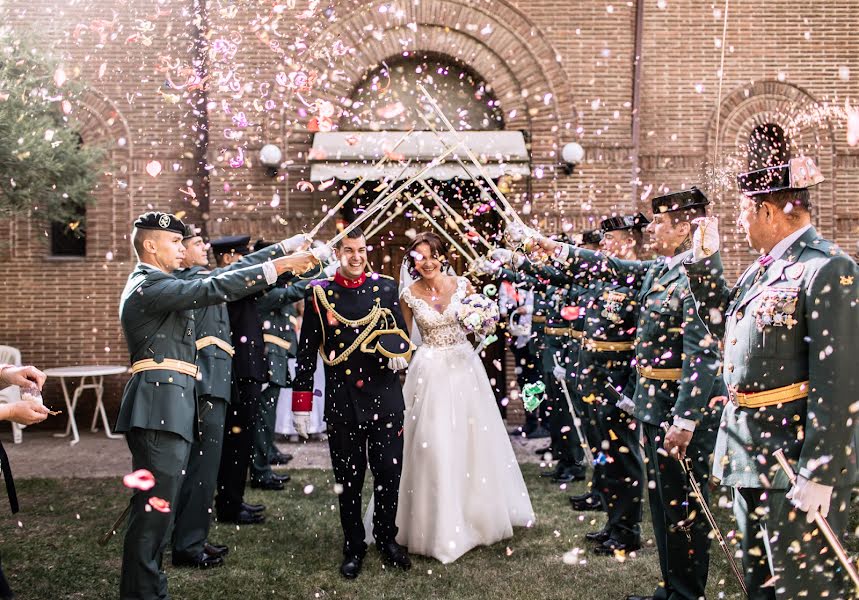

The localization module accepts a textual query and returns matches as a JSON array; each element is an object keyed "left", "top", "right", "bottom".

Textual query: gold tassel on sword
[
  {"left": 773, "top": 449, "right": 859, "bottom": 596},
  {"left": 679, "top": 457, "right": 748, "bottom": 596}
]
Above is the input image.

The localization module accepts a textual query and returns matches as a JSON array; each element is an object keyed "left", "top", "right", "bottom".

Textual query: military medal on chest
[
  {"left": 754, "top": 287, "right": 799, "bottom": 330},
  {"left": 600, "top": 290, "right": 626, "bottom": 323}
]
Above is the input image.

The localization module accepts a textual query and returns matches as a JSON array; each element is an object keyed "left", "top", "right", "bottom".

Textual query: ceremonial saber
[
  {"left": 551, "top": 354, "right": 594, "bottom": 465},
  {"left": 307, "top": 129, "right": 414, "bottom": 238},
  {"left": 98, "top": 501, "right": 132, "bottom": 546},
  {"left": 418, "top": 179, "right": 495, "bottom": 251},
  {"left": 417, "top": 83, "right": 526, "bottom": 228},
  {"left": 405, "top": 193, "right": 480, "bottom": 261},
  {"left": 326, "top": 140, "right": 463, "bottom": 248},
  {"left": 416, "top": 111, "right": 515, "bottom": 227},
  {"left": 773, "top": 449, "right": 859, "bottom": 596},
  {"left": 680, "top": 457, "right": 748, "bottom": 597},
  {"left": 365, "top": 198, "right": 412, "bottom": 240}
]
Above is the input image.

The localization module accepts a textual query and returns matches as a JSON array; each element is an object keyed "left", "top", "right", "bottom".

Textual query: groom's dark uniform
[{"left": 292, "top": 270, "right": 411, "bottom": 559}]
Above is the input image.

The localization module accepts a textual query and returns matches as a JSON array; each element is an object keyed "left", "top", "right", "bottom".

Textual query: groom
[{"left": 291, "top": 226, "right": 413, "bottom": 579}]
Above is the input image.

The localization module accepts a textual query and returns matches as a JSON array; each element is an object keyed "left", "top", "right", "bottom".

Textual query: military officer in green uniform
[
  {"left": 250, "top": 242, "right": 314, "bottom": 489},
  {"left": 116, "top": 212, "right": 317, "bottom": 600},
  {"left": 535, "top": 189, "right": 726, "bottom": 600},
  {"left": 484, "top": 252, "right": 587, "bottom": 481},
  {"left": 685, "top": 158, "right": 859, "bottom": 599},
  {"left": 574, "top": 215, "right": 648, "bottom": 554},
  {"left": 169, "top": 227, "right": 309, "bottom": 568}
]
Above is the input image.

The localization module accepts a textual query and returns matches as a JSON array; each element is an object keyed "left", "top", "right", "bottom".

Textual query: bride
[{"left": 392, "top": 231, "right": 535, "bottom": 564}]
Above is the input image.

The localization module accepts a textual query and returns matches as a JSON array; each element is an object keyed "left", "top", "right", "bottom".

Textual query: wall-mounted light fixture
[
  {"left": 561, "top": 142, "right": 585, "bottom": 175},
  {"left": 259, "top": 144, "right": 283, "bottom": 178}
]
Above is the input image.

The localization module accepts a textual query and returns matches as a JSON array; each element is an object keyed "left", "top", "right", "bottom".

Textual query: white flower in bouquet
[{"left": 456, "top": 293, "right": 500, "bottom": 338}]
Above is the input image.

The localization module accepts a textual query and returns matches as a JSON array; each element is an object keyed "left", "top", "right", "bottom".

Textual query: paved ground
[{"left": 1, "top": 427, "right": 551, "bottom": 479}]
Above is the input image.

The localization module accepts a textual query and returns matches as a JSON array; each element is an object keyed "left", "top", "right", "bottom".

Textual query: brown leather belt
[
  {"left": 131, "top": 358, "right": 199, "bottom": 378},
  {"left": 637, "top": 365, "right": 682, "bottom": 381},
  {"left": 584, "top": 339, "right": 634, "bottom": 352},
  {"left": 544, "top": 326, "right": 570, "bottom": 336},
  {"left": 263, "top": 334, "right": 291, "bottom": 351},
  {"left": 532, "top": 315, "right": 547, "bottom": 324},
  {"left": 195, "top": 336, "right": 235, "bottom": 357},
  {"left": 730, "top": 381, "right": 809, "bottom": 408}
]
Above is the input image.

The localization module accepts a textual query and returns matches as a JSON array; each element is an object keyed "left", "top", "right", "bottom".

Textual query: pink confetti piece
[
  {"left": 147, "top": 497, "right": 171, "bottom": 513},
  {"left": 145, "top": 160, "right": 162, "bottom": 177},
  {"left": 123, "top": 469, "right": 155, "bottom": 491}
]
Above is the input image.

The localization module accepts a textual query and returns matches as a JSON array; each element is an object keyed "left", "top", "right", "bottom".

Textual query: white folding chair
[{"left": 0, "top": 345, "right": 24, "bottom": 444}]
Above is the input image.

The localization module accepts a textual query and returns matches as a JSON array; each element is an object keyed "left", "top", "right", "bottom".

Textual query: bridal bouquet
[{"left": 456, "top": 293, "right": 500, "bottom": 338}]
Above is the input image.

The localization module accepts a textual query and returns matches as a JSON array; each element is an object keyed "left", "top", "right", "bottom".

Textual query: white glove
[
  {"left": 282, "top": 233, "right": 311, "bottom": 253},
  {"left": 323, "top": 260, "right": 339, "bottom": 277},
  {"left": 786, "top": 475, "right": 833, "bottom": 524},
  {"left": 552, "top": 365, "right": 567, "bottom": 382},
  {"left": 387, "top": 356, "right": 408, "bottom": 371},
  {"left": 293, "top": 411, "right": 311, "bottom": 439},
  {"left": 691, "top": 217, "right": 719, "bottom": 261},
  {"left": 474, "top": 257, "right": 501, "bottom": 275},
  {"left": 311, "top": 243, "right": 333, "bottom": 263},
  {"left": 616, "top": 396, "right": 636, "bottom": 414},
  {"left": 490, "top": 248, "right": 514, "bottom": 265}
]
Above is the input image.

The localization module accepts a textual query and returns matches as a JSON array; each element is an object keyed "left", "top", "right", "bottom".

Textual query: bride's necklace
[{"left": 420, "top": 277, "right": 449, "bottom": 310}]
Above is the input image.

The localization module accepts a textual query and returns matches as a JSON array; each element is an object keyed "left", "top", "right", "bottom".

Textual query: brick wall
[{"left": 2, "top": 0, "right": 857, "bottom": 422}]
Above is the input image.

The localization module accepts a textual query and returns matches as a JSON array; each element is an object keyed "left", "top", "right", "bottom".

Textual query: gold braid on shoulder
[{"left": 313, "top": 285, "right": 382, "bottom": 366}]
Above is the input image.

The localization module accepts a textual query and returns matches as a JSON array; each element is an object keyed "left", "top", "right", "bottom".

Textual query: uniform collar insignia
[
  {"left": 334, "top": 271, "right": 366, "bottom": 288},
  {"left": 785, "top": 263, "right": 805, "bottom": 280}
]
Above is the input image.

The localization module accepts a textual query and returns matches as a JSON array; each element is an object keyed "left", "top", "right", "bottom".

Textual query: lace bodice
[{"left": 402, "top": 277, "right": 470, "bottom": 348}]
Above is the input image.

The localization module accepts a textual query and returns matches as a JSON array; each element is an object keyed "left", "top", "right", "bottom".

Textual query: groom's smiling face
[{"left": 335, "top": 234, "right": 369, "bottom": 279}]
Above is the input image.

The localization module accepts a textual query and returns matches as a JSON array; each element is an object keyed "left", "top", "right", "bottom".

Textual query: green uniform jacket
[
  {"left": 576, "top": 276, "right": 639, "bottom": 403},
  {"left": 557, "top": 245, "right": 725, "bottom": 429},
  {"left": 685, "top": 227, "right": 859, "bottom": 489},
  {"left": 117, "top": 260, "right": 279, "bottom": 443},
  {"left": 257, "top": 279, "right": 310, "bottom": 388}
]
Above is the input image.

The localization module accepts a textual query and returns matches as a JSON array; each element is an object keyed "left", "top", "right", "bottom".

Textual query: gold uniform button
[
  {"left": 736, "top": 311, "right": 743, "bottom": 320},
  {"left": 727, "top": 363, "right": 734, "bottom": 373}
]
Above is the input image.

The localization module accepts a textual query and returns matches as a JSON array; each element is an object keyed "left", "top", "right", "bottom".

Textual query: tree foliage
[{"left": 0, "top": 33, "right": 104, "bottom": 232}]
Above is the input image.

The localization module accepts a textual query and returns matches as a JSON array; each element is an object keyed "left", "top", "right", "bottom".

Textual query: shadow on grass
[{"left": 0, "top": 465, "right": 774, "bottom": 599}]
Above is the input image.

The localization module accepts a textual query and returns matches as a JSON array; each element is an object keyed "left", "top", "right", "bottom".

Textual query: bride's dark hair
[{"left": 406, "top": 231, "right": 451, "bottom": 279}]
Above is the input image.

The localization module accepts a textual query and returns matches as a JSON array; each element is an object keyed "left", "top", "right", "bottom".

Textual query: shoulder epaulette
[{"left": 376, "top": 274, "right": 395, "bottom": 281}]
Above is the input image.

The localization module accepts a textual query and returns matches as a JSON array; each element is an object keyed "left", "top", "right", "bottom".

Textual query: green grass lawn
[{"left": 1, "top": 465, "right": 753, "bottom": 599}]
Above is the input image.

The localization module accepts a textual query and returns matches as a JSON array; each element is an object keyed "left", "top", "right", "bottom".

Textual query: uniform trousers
[
  {"left": 594, "top": 402, "right": 643, "bottom": 544},
  {"left": 172, "top": 396, "right": 227, "bottom": 559},
  {"left": 250, "top": 384, "right": 281, "bottom": 484},
  {"left": 327, "top": 415, "right": 404, "bottom": 557},
  {"left": 542, "top": 337, "right": 584, "bottom": 471},
  {"left": 215, "top": 379, "right": 260, "bottom": 519},
  {"left": 120, "top": 428, "right": 191, "bottom": 600},
  {"left": 642, "top": 422, "right": 712, "bottom": 600},
  {"left": 733, "top": 485, "right": 852, "bottom": 600}
]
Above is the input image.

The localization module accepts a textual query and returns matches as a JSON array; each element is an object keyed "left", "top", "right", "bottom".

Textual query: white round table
[{"left": 43, "top": 365, "right": 129, "bottom": 445}]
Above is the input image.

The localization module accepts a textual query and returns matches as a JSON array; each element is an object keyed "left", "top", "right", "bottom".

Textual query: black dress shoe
[
  {"left": 594, "top": 538, "right": 641, "bottom": 556},
  {"left": 204, "top": 542, "right": 229, "bottom": 558},
  {"left": 552, "top": 468, "right": 586, "bottom": 484},
  {"left": 217, "top": 509, "right": 265, "bottom": 525},
  {"left": 241, "top": 502, "right": 265, "bottom": 514},
  {"left": 570, "top": 491, "right": 596, "bottom": 502},
  {"left": 534, "top": 446, "right": 553, "bottom": 456},
  {"left": 271, "top": 472, "right": 291, "bottom": 483},
  {"left": 585, "top": 529, "right": 611, "bottom": 543},
  {"left": 250, "top": 478, "right": 284, "bottom": 491},
  {"left": 624, "top": 596, "right": 653, "bottom": 600},
  {"left": 379, "top": 541, "right": 411, "bottom": 571},
  {"left": 340, "top": 554, "right": 364, "bottom": 579},
  {"left": 270, "top": 451, "right": 293, "bottom": 465},
  {"left": 570, "top": 494, "right": 604, "bottom": 511},
  {"left": 172, "top": 551, "right": 224, "bottom": 569}
]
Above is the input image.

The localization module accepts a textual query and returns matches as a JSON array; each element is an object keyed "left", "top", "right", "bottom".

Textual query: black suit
[
  {"left": 215, "top": 293, "right": 267, "bottom": 519},
  {"left": 292, "top": 273, "right": 408, "bottom": 556}
]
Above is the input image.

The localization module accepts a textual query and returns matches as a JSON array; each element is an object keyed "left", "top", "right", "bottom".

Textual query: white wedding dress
[{"left": 393, "top": 276, "right": 535, "bottom": 564}]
